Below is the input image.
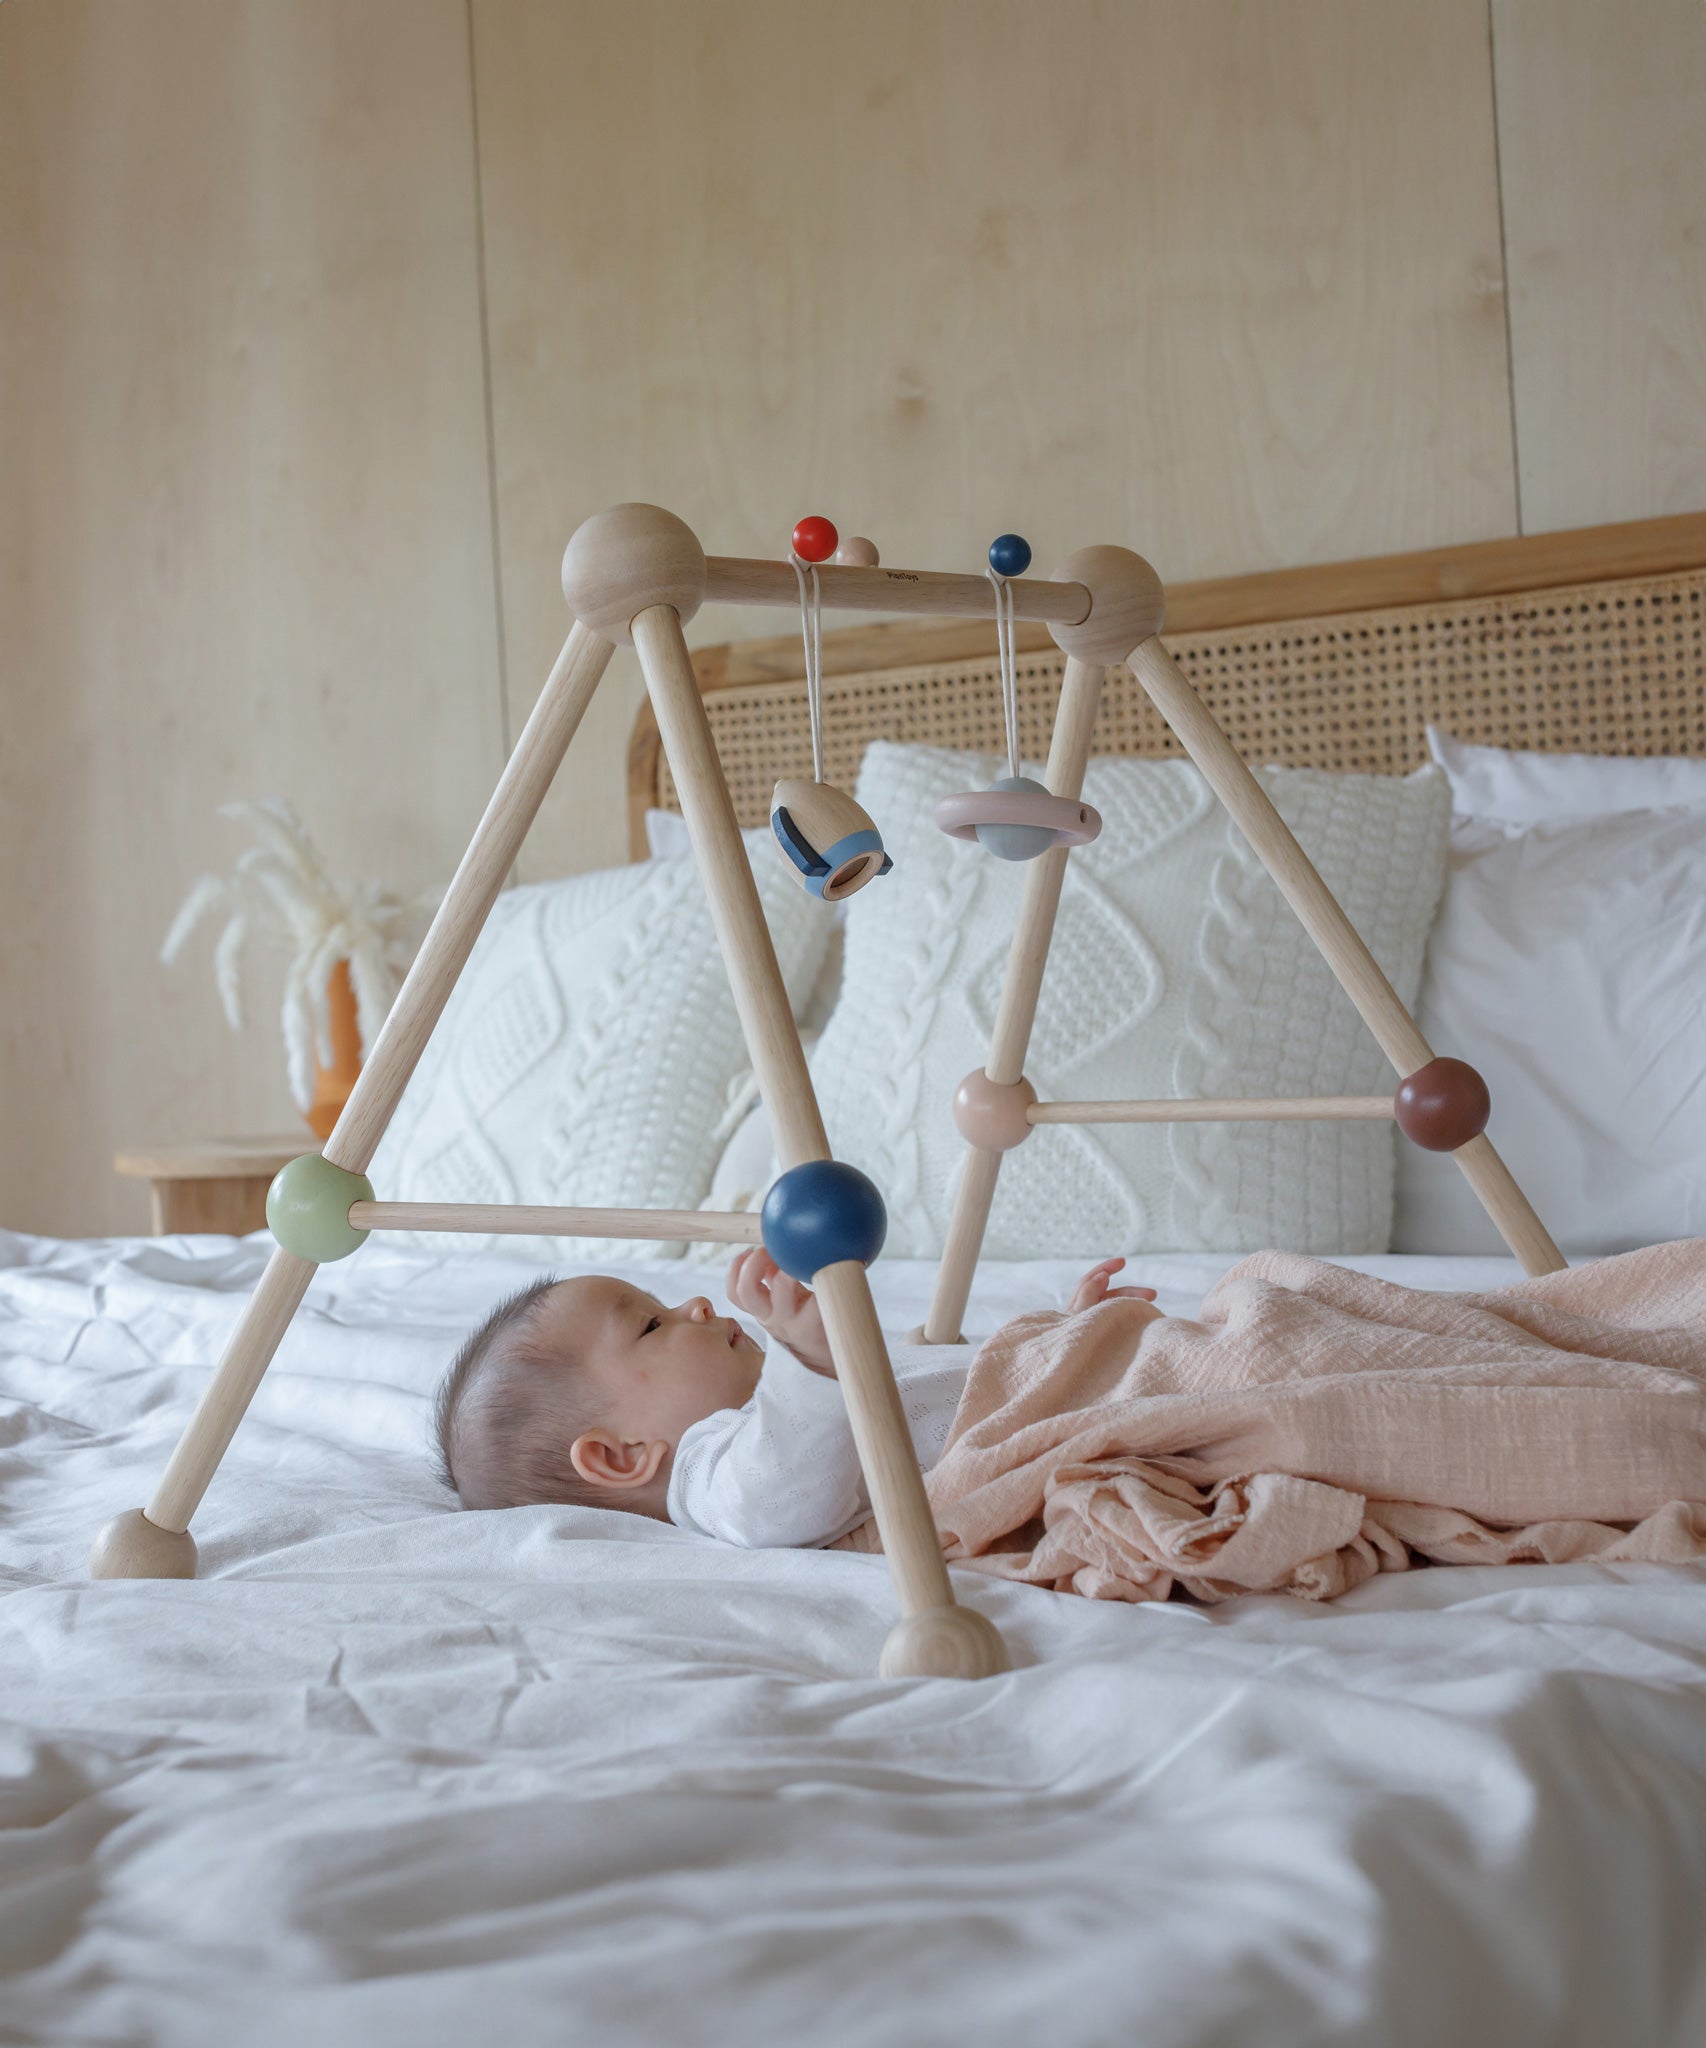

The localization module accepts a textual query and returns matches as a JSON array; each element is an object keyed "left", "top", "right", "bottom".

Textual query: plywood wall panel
[
  {"left": 1493, "top": 0, "right": 1706, "bottom": 532},
  {"left": 471, "top": 0, "right": 1518, "bottom": 878},
  {"left": 0, "top": 0, "right": 503, "bottom": 1234}
]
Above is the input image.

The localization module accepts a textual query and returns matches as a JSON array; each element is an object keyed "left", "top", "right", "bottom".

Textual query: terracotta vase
[{"left": 304, "top": 959, "right": 363, "bottom": 1140}]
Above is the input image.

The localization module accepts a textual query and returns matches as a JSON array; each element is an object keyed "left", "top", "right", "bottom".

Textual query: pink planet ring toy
[{"left": 934, "top": 779, "right": 1102, "bottom": 859}]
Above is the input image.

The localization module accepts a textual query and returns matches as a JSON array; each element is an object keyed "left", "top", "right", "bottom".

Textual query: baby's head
[{"left": 435, "top": 1274, "right": 764, "bottom": 1518}]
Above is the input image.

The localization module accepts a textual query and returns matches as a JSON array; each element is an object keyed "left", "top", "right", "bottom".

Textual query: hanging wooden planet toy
[
  {"left": 933, "top": 535, "right": 1102, "bottom": 861},
  {"left": 769, "top": 516, "right": 894, "bottom": 900}
]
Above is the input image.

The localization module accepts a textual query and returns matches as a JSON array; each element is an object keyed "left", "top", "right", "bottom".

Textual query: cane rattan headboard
[{"left": 628, "top": 513, "right": 1706, "bottom": 857}]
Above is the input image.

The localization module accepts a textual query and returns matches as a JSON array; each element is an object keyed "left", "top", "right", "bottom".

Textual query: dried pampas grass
[{"left": 162, "top": 800, "right": 440, "bottom": 1112}]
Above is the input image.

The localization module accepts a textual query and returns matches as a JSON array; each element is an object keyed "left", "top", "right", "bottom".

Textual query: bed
[{"left": 5, "top": 513, "right": 1706, "bottom": 2045}]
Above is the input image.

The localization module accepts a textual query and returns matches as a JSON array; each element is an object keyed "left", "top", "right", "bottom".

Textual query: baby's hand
[
  {"left": 1068, "top": 1257, "right": 1160, "bottom": 1316},
  {"left": 726, "top": 1246, "right": 835, "bottom": 1375}
]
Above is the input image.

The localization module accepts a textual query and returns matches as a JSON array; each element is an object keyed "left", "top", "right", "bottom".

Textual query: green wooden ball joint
[{"left": 265, "top": 1153, "right": 373, "bottom": 1263}]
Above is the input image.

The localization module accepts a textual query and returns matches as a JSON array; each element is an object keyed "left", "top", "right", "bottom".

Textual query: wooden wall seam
[
  {"left": 464, "top": 0, "right": 515, "bottom": 765},
  {"left": 1484, "top": 0, "right": 1526, "bottom": 535}
]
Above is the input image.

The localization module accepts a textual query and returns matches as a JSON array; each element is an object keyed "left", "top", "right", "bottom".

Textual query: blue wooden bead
[
  {"left": 988, "top": 533, "right": 1032, "bottom": 578},
  {"left": 761, "top": 1160, "right": 888, "bottom": 1282}
]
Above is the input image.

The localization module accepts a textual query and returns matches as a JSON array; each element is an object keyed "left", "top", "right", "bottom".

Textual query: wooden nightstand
[{"left": 114, "top": 1138, "right": 314, "bottom": 1236}]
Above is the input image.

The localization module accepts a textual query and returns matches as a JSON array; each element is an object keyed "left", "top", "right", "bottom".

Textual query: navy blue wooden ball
[
  {"left": 761, "top": 1161, "right": 888, "bottom": 1281},
  {"left": 988, "top": 533, "right": 1032, "bottom": 578}
]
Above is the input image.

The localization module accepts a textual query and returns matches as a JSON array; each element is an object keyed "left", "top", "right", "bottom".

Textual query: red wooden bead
[
  {"left": 791, "top": 515, "right": 839, "bottom": 564},
  {"left": 1394, "top": 1057, "right": 1492, "bottom": 1152}
]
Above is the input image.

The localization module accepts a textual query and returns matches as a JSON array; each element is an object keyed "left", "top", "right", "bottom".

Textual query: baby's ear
[{"left": 568, "top": 1430, "right": 667, "bottom": 1491}]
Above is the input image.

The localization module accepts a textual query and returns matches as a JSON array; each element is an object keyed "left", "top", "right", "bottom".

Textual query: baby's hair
[{"left": 434, "top": 1275, "right": 604, "bottom": 1511}]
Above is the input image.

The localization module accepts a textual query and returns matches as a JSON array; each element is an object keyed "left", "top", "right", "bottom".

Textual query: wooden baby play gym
[{"left": 91, "top": 501, "right": 1573, "bottom": 1681}]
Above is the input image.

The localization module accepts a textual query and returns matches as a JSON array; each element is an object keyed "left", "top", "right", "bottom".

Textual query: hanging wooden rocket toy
[{"left": 769, "top": 516, "right": 894, "bottom": 900}]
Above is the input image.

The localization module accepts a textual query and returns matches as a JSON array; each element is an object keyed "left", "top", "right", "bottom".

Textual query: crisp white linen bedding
[{"left": 3, "top": 1227, "right": 1704, "bottom": 2047}]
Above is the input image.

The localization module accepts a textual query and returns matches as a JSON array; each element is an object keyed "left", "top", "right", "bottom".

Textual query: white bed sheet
[{"left": 2, "top": 1227, "right": 1703, "bottom": 2047}]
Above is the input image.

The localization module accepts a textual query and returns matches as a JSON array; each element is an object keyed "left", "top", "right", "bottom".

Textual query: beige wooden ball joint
[
  {"left": 1048, "top": 545, "right": 1167, "bottom": 663},
  {"left": 561, "top": 503, "right": 708, "bottom": 643},
  {"left": 952, "top": 1070, "right": 1037, "bottom": 1151}
]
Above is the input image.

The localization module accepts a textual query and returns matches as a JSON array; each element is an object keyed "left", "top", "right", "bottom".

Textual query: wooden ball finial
[
  {"left": 1048, "top": 545, "right": 1166, "bottom": 663},
  {"left": 90, "top": 1509, "right": 198, "bottom": 1579},
  {"left": 561, "top": 504, "right": 707, "bottom": 644},
  {"left": 1394, "top": 1057, "right": 1492, "bottom": 1152},
  {"left": 880, "top": 1605, "right": 1009, "bottom": 1679}
]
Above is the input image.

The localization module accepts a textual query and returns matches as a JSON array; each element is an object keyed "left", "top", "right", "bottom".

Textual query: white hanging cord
[
  {"left": 791, "top": 551, "right": 826, "bottom": 783},
  {"left": 986, "top": 564, "right": 1020, "bottom": 781}
]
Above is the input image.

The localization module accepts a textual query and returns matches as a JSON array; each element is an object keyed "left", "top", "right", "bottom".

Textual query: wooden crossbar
[
  {"left": 704, "top": 555, "right": 1090, "bottom": 624},
  {"left": 348, "top": 1202, "right": 764, "bottom": 1244},
  {"left": 1029, "top": 1097, "right": 1395, "bottom": 1125}
]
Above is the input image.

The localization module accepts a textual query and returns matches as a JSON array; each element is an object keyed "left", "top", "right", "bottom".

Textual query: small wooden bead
[
  {"left": 1394, "top": 1057, "right": 1492, "bottom": 1152},
  {"left": 833, "top": 535, "right": 879, "bottom": 567},
  {"left": 988, "top": 533, "right": 1032, "bottom": 578},
  {"left": 952, "top": 1070, "right": 1037, "bottom": 1151},
  {"left": 791, "top": 515, "right": 838, "bottom": 564}
]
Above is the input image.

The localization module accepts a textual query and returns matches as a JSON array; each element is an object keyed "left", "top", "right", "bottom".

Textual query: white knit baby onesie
[{"left": 666, "top": 1338, "right": 968, "bottom": 1548}]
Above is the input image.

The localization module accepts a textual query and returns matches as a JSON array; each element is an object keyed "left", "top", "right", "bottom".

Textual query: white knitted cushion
[
  {"left": 809, "top": 743, "right": 1450, "bottom": 1258},
  {"left": 370, "top": 835, "right": 832, "bottom": 1263}
]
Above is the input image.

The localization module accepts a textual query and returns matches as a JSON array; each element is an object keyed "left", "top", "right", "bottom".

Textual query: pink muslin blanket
[{"left": 840, "top": 1240, "right": 1706, "bottom": 1602}]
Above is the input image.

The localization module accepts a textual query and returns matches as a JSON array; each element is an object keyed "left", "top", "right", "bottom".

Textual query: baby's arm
[
  {"left": 729, "top": 1248, "right": 1159, "bottom": 1357},
  {"left": 673, "top": 1250, "right": 972, "bottom": 1547},
  {"left": 726, "top": 1247, "right": 834, "bottom": 1372},
  {"left": 667, "top": 1338, "right": 867, "bottom": 1548}
]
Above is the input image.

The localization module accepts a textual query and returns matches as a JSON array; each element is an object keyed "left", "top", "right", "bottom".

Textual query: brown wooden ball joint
[{"left": 1393, "top": 1057, "right": 1491, "bottom": 1152}]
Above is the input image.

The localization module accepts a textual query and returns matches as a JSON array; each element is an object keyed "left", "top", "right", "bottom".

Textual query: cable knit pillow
[
  {"left": 370, "top": 835, "right": 831, "bottom": 1263},
  {"left": 809, "top": 743, "right": 1450, "bottom": 1258}
]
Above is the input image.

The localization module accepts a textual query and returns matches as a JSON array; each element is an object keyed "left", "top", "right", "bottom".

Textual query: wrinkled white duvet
[{"left": 3, "top": 1227, "right": 1704, "bottom": 2048}]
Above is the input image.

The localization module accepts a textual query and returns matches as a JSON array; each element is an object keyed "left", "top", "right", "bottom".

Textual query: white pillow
[
  {"left": 1427, "top": 727, "right": 1706, "bottom": 824},
  {"left": 370, "top": 838, "right": 832, "bottom": 1262},
  {"left": 1393, "top": 805, "right": 1706, "bottom": 1257},
  {"left": 806, "top": 743, "right": 1450, "bottom": 1259},
  {"left": 644, "top": 808, "right": 694, "bottom": 859}
]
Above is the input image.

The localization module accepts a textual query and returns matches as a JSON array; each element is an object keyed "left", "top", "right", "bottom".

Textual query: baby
[{"left": 436, "top": 1249, "right": 1159, "bottom": 1549}]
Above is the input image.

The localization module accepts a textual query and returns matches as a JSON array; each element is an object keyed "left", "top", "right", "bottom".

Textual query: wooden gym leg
[
  {"left": 90, "top": 624, "right": 619, "bottom": 1579},
  {"left": 632, "top": 602, "right": 1006, "bottom": 1679},
  {"left": 923, "top": 655, "right": 1108, "bottom": 1342},
  {"left": 1127, "top": 636, "right": 1564, "bottom": 1276}
]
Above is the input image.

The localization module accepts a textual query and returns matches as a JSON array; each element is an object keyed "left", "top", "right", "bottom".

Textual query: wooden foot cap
[
  {"left": 90, "top": 1510, "right": 198, "bottom": 1580},
  {"left": 880, "top": 1604, "right": 1009, "bottom": 1680}
]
